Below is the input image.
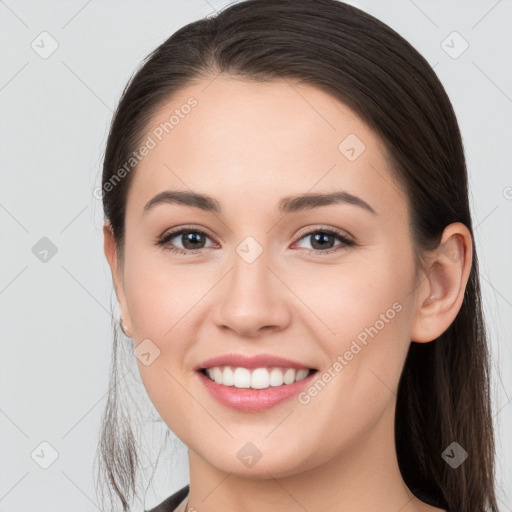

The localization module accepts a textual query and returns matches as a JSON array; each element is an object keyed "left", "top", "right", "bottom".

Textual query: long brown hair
[{"left": 95, "top": 1, "right": 498, "bottom": 510}]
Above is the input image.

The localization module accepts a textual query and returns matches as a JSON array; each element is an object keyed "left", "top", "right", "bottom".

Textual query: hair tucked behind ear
[{"left": 95, "top": 1, "right": 499, "bottom": 510}]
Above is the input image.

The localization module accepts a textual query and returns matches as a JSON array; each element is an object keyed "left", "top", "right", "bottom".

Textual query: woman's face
[{"left": 107, "top": 77, "right": 427, "bottom": 478}]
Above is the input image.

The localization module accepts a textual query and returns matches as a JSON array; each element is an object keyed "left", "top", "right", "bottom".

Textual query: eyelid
[
  {"left": 294, "top": 224, "right": 354, "bottom": 242},
  {"left": 155, "top": 223, "right": 357, "bottom": 260},
  {"left": 158, "top": 224, "right": 353, "bottom": 246},
  {"left": 159, "top": 224, "right": 218, "bottom": 242}
]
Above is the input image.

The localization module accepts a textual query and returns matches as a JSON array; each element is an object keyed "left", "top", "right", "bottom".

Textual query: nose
[{"left": 210, "top": 249, "right": 291, "bottom": 338}]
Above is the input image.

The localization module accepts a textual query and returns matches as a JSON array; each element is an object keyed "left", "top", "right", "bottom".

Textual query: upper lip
[{"left": 194, "top": 353, "right": 316, "bottom": 371}]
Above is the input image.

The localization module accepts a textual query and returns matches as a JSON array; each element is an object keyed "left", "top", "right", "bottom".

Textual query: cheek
[
  {"left": 296, "top": 291, "right": 410, "bottom": 456},
  {"left": 300, "top": 247, "right": 414, "bottom": 405},
  {"left": 288, "top": 250, "right": 412, "bottom": 346},
  {"left": 122, "top": 250, "right": 218, "bottom": 408},
  {"left": 123, "top": 246, "right": 212, "bottom": 340}
]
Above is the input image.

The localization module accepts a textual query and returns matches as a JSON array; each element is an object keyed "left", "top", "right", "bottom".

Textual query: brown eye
[
  {"left": 156, "top": 228, "right": 215, "bottom": 255},
  {"left": 294, "top": 228, "right": 355, "bottom": 255}
]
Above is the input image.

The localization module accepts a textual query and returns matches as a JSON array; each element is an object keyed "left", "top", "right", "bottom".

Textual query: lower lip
[{"left": 196, "top": 369, "right": 317, "bottom": 412}]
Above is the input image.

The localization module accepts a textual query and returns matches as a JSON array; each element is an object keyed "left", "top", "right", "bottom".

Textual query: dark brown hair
[{"left": 95, "top": 1, "right": 499, "bottom": 510}]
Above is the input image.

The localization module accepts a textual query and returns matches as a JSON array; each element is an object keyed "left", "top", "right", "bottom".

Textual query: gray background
[{"left": 1, "top": 0, "right": 511, "bottom": 510}]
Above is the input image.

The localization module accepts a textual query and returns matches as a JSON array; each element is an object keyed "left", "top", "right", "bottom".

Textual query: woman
[{"left": 96, "top": 1, "right": 498, "bottom": 511}]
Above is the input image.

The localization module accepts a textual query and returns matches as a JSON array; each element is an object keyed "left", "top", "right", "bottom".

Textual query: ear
[
  {"left": 410, "top": 222, "right": 473, "bottom": 343},
  {"left": 103, "top": 222, "right": 133, "bottom": 337}
]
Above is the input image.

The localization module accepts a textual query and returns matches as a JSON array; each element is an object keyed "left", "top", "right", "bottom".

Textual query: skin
[{"left": 103, "top": 76, "right": 472, "bottom": 512}]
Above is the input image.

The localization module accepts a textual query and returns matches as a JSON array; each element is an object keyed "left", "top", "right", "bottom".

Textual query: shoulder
[{"left": 145, "top": 484, "right": 190, "bottom": 512}]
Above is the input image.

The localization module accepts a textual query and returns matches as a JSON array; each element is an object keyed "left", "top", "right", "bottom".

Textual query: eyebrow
[{"left": 143, "top": 189, "right": 377, "bottom": 216}]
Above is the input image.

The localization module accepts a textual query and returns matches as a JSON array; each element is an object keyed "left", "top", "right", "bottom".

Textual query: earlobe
[
  {"left": 410, "top": 223, "right": 473, "bottom": 343},
  {"left": 119, "top": 316, "right": 133, "bottom": 338}
]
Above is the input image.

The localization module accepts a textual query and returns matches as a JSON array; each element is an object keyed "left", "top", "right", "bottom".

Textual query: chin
[{"left": 203, "top": 442, "right": 315, "bottom": 480}]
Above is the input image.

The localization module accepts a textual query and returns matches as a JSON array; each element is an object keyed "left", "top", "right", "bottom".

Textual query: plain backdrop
[{"left": 1, "top": 0, "right": 511, "bottom": 511}]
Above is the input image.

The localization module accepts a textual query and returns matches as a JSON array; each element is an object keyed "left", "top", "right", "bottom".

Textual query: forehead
[{"left": 127, "top": 77, "right": 406, "bottom": 221}]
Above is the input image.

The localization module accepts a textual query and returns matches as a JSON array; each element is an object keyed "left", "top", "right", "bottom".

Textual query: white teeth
[
  {"left": 251, "top": 368, "right": 269, "bottom": 389},
  {"left": 203, "top": 366, "right": 312, "bottom": 389},
  {"left": 269, "top": 368, "right": 284, "bottom": 386},
  {"left": 213, "top": 367, "right": 223, "bottom": 384},
  {"left": 234, "top": 367, "right": 251, "bottom": 388},
  {"left": 296, "top": 368, "right": 309, "bottom": 381},
  {"left": 283, "top": 368, "right": 296, "bottom": 385},
  {"left": 223, "top": 366, "right": 234, "bottom": 386}
]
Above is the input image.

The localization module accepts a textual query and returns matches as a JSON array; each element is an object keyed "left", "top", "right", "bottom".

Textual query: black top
[
  {"left": 145, "top": 484, "right": 189, "bottom": 512},
  {"left": 145, "top": 484, "right": 450, "bottom": 512}
]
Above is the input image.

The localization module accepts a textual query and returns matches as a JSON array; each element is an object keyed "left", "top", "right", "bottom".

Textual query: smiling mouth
[{"left": 199, "top": 366, "right": 318, "bottom": 390}]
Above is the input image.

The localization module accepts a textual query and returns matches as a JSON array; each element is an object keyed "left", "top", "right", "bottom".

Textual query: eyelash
[{"left": 154, "top": 225, "right": 356, "bottom": 257}]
